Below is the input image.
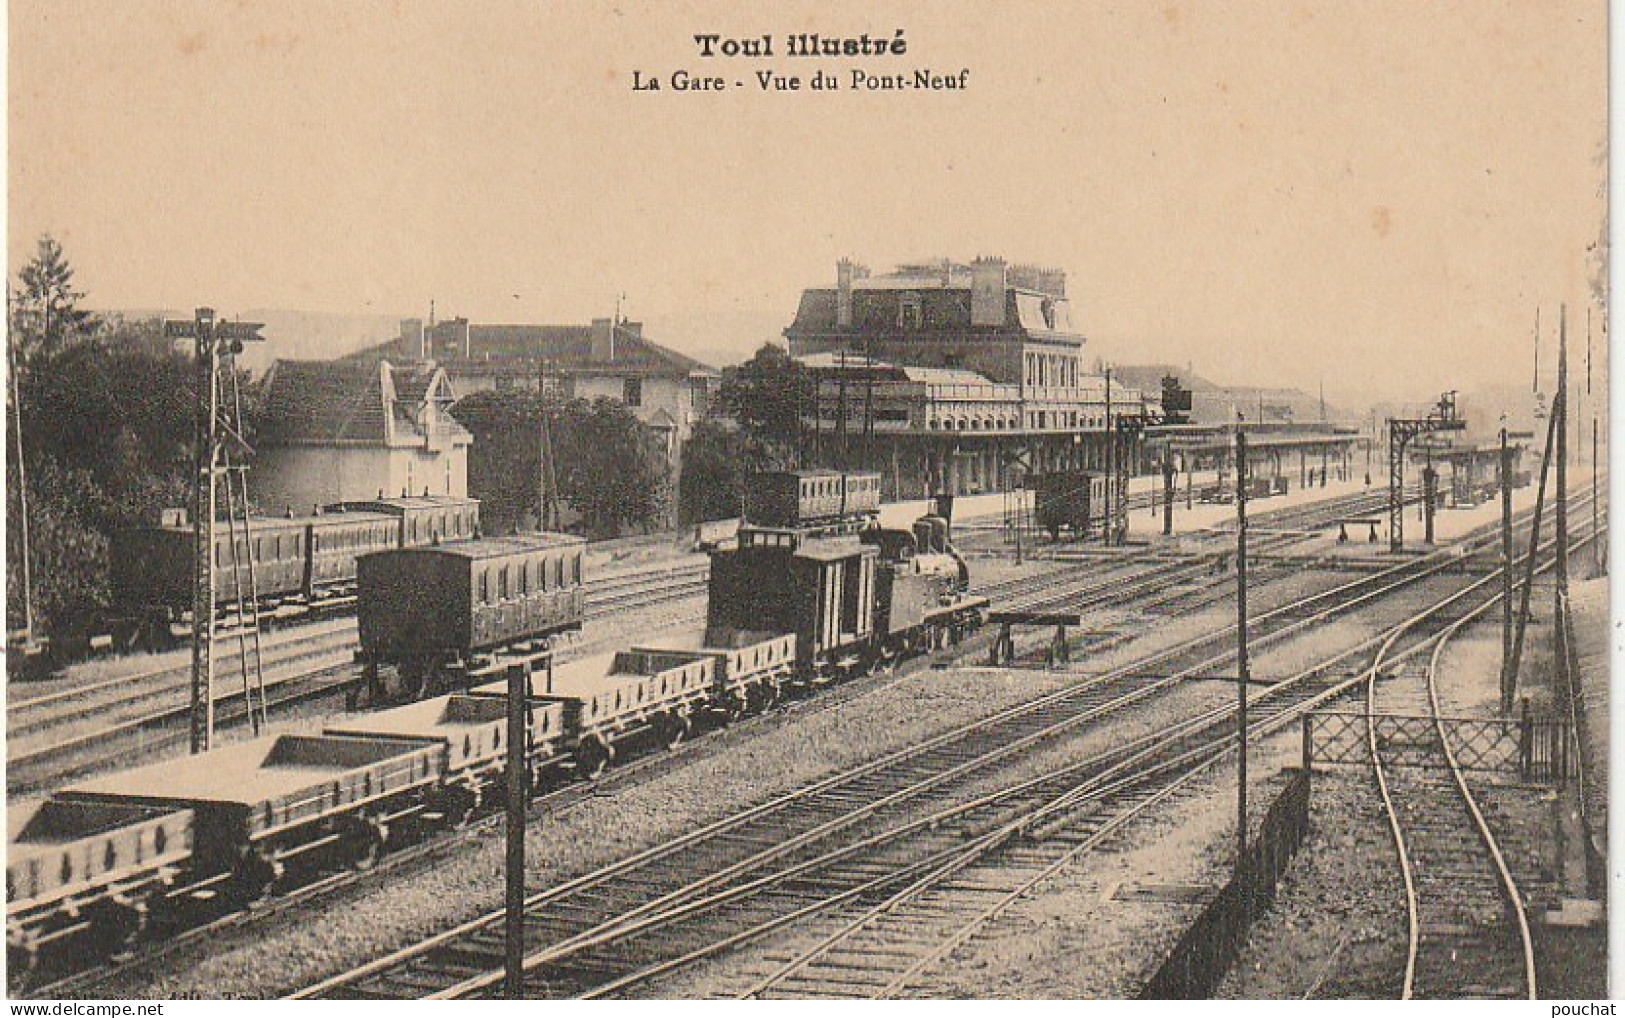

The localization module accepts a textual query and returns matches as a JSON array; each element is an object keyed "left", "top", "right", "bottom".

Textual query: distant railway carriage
[
  {"left": 328, "top": 494, "right": 480, "bottom": 548},
  {"left": 356, "top": 532, "right": 586, "bottom": 699},
  {"left": 744, "top": 470, "right": 881, "bottom": 528},
  {"left": 97, "top": 495, "right": 481, "bottom": 653},
  {"left": 1032, "top": 471, "right": 1115, "bottom": 541}
]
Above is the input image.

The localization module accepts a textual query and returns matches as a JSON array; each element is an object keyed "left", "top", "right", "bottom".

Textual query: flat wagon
[
  {"left": 57, "top": 732, "right": 443, "bottom": 899},
  {"left": 7, "top": 799, "right": 195, "bottom": 961}
]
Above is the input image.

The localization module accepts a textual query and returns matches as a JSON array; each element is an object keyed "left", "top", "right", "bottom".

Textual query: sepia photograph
[{"left": 3, "top": 0, "right": 1611, "bottom": 1003}]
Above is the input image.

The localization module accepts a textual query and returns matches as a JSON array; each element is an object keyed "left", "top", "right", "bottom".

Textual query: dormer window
[
  {"left": 1041, "top": 298, "right": 1057, "bottom": 330},
  {"left": 898, "top": 292, "right": 923, "bottom": 330}
]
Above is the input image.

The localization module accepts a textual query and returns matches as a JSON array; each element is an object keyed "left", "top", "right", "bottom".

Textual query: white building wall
[{"left": 252, "top": 444, "right": 468, "bottom": 514}]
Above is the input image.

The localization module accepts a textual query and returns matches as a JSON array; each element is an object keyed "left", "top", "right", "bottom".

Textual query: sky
[{"left": 8, "top": 0, "right": 1608, "bottom": 406}]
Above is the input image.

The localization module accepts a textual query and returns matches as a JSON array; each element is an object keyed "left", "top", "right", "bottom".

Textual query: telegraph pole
[
  {"left": 1555, "top": 306, "right": 1568, "bottom": 597},
  {"left": 1508, "top": 387, "right": 1560, "bottom": 711},
  {"left": 536, "top": 358, "right": 559, "bottom": 531},
  {"left": 505, "top": 663, "right": 527, "bottom": 998},
  {"left": 1234, "top": 427, "right": 1250, "bottom": 868},
  {"left": 1104, "top": 368, "right": 1115, "bottom": 545},
  {"left": 1590, "top": 310, "right": 1600, "bottom": 571},
  {"left": 7, "top": 296, "right": 38, "bottom": 653},
  {"left": 1162, "top": 448, "right": 1175, "bottom": 536},
  {"left": 194, "top": 309, "right": 217, "bottom": 752},
  {"left": 1499, "top": 426, "right": 1514, "bottom": 713}
]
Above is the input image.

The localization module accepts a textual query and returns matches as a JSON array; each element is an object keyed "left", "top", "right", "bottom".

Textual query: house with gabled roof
[
  {"left": 250, "top": 358, "right": 471, "bottom": 516},
  {"left": 359, "top": 316, "right": 719, "bottom": 527},
  {"left": 376, "top": 316, "right": 718, "bottom": 461}
]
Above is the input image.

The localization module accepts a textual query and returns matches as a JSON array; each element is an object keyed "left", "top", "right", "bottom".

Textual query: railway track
[
  {"left": 1355, "top": 612, "right": 1537, "bottom": 998},
  {"left": 29, "top": 485, "right": 1569, "bottom": 998},
  {"left": 721, "top": 521, "right": 1595, "bottom": 1002},
  {"left": 286, "top": 494, "right": 1571, "bottom": 1000},
  {"left": 10, "top": 486, "right": 1394, "bottom": 797}
]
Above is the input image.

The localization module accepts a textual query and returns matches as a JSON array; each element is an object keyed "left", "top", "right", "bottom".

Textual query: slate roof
[
  {"left": 257, "top": 359, "right": 469, "bottom": 447},
  {"left": 352, "top": 322, "right": 717, "bottom": 379}
]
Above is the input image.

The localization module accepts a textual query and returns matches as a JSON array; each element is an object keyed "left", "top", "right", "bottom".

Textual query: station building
[{"left": 783, "top": 257, "right": 1157, "bottom": 497}]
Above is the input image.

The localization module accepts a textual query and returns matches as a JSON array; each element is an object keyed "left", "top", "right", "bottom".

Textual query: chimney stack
[
  {"left": 590, "top": 317, "right": 615, "bottom": 361},
  {"left": 836, "top": 258, "right": 868, "bottom": 329},
  {"left": 1038, "top": 268, "right": 1067, "bottom": 299},
  {"left": 450, "top": 317, "right": 471, "bottom": 358},
  {"left": 400, "top": 318, "right": 426, "bottom": 360},
  {"left": 970, "top": 257, "right": 1008, "bottom": 327}
]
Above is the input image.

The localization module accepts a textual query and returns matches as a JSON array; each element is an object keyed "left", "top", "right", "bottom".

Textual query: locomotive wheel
[{"left": 573, "top": 738, "right": 612, "bottom": 781}]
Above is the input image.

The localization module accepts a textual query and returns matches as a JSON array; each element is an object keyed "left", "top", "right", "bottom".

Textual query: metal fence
[
  {"left": 1304, "top": 709, "right": 1575, "bottom": 782},
  {"left": 1136, "top": 769, "right": 1311, "bottom": 999}
]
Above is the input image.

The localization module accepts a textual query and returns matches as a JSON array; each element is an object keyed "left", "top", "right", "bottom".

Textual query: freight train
[
  {"left": 80, "top": 494, "right": 481, "bottom": 655},
  {"left": 6, "top": 471, "right": 987, "bottom": 969}
]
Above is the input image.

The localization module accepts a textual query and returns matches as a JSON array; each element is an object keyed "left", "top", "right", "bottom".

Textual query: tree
[
  {"left": 452, "top": 390, "right": 670, "bottom": 539},
  {"left": 13, "top": 234, "right": 95, "bottom": 363},
  {"left": 16, "top": 315, "right": 195, "bottom": 534},
  {"left": 554, "top": 397, "right": 669, "bottom": 539},
  {"left": 451, "top": 389, "right": 550, "bottom": 535},
  {"left": 720, "top": 343, "right": 809, "bottom": 448},
  {"left": 679, "top": 418, "right": 795, "bottom": 523},
  {"left": 6, "top": 455, "right": 111, "bottom": 636},
  {"left": 681, "top": 344, "right": 810, "bottom": 520}
]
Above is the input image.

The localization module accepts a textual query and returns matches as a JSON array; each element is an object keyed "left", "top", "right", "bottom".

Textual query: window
[
  {"left": 898, "top": 291, "right": 923, "bottom": 329},
  {"left": 623, "top": 377, "right": 643, "bottom": 407},
  {"left": 478, "top": 568, "right": 490, "bottom": 604}
]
